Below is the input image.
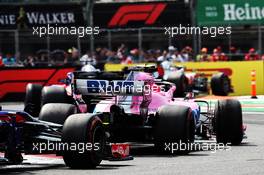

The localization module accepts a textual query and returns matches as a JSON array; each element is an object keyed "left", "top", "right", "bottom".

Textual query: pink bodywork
[{"left": 94, "top": 72, "right": 199, "bottom": 115}]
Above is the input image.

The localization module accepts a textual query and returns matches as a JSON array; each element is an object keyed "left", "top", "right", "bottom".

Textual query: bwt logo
[
  {"left": 86, "top": 80, "right": 136, "bottom": 94},
  {"left": 87, "top": 80, "right": 109, "bottom": 93},
  {"left": 108, "top": 3, "right": 167, "bottom": 27}
]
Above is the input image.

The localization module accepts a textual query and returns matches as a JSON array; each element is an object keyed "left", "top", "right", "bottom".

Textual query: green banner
[{"left": 197, "top": 0, "right": 264, "bottom": 26}]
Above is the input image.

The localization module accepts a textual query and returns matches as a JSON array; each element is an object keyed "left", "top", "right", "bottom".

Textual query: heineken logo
[{"left": 224, "top": 3, "right": 264, "bottom": 21}]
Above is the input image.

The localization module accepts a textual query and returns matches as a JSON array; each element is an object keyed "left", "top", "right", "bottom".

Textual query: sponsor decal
[
  {"left": 0, "top": 67, "right": 75, "bottom": 100},
  {"left": 224, "top": 3, "right": 264, "bottom": 21},
  {"left": 108, "top": 3, "right": 167, "bottom": 27},
  {"left": 197, "top": 0, "right": 264, "bottom": 25},
  {"left": 0, "top": 5, "right": 84, "bottom": 29},
  {"left": 186, "top": 68, "right": 233, "bottom": 77}
]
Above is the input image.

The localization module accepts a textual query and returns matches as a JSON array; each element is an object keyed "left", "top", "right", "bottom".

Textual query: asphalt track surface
[{"left": 1, "top": 103, "right": 264, "bottom": 175}]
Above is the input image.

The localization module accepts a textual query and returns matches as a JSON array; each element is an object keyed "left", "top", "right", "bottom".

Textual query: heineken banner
[{"left": 197, "top": 0, "right": 264, "bottom": 26}]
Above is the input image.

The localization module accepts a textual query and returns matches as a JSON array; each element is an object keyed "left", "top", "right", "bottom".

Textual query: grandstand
[{"left": 0, "top": 0, "right": 263, "bottom": 62}]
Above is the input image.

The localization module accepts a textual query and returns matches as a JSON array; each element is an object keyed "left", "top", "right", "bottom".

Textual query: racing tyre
[
  {"left": 155, "top": 105, "right": 195, "bottom": 154},
  {"left": 167, "top": 72, "right": 188, "bottom": 97},
  {"left": 215, "top": 99, "right": 243, "bottom": 145},
  {"left": 24, "top": 83, "right": 43, "bottom": 117},
  {"left": 39, "top": 103, "right": 77, "bottom": 125},
  {"left": 41, "top": 86, "right": 72, "bottom": 106},
  {"left": 62, "top": 114, "right": 106, "bottom": 169},
  {"left": 211, "top": 73, "right": 230, "bottom": 96}
]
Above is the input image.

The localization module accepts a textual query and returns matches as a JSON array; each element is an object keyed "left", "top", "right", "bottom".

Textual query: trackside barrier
[
  {"left": 0, "top": 66, "right": 76, "bottom": 101},
  {"left": 1, "top": 62, "right": 263, "bottom": 100},
  {"left": 104, "top": 61, "right": 264, "bottom": 96}
]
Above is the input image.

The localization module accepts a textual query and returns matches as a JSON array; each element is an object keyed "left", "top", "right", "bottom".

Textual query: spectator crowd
[{"left": 0, "top": 44, "right": 264, "bottom": 67}]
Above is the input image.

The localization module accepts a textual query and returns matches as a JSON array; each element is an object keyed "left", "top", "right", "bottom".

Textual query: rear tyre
[
  {"left": 211, "top": 73, "right": 230, "bottom": 96},
  {"left": 41, "top": 86, "right": 72, "bottom": 106},
  {"left": 155, "top": 105, "right": 195, "bottom": 154},
  {"left": 62, "top": 114, "right": 105, "bottom": 169},
  {"left": 167, "top": 72, "right": 188, "bottom": 97},
  {"left": 215, "top": 99, "right": 243, "bottom": 145},
  {"left": 39, "top": 103, "right": 77, "bottom": 125},
  {"left": 24, "top": 83, "right": 43, "bottom": 117}
]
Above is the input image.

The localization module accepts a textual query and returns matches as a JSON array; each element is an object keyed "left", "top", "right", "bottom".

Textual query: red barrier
[{"left": 0, "top": 67, "right": 76, "bottom": 100}]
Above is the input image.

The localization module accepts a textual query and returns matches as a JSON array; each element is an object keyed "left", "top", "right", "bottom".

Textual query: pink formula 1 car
[
  {"left": 23, "top": 67, "right": 245, "bottom": 168},
  {"left": 123, "top": 64, "right": 233, "bottom": 97}
]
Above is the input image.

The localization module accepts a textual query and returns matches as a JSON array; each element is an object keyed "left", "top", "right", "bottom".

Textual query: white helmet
[{"left": 81, "top": 64, "right": 100, "bottom": 72}]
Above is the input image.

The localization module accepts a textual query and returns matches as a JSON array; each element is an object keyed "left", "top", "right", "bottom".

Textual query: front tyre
[
  {"left": 211, "top": 73, "right": 230, "bottom": 96},
  {"left": 62, "top": 114, "right": 106, "bottom": 169},
  {"left": 167, "top": 72, "right": 188, "bottom": 97}
]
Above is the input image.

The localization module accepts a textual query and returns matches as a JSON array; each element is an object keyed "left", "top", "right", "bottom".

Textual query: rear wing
[
  {"left": 75, "top": 79, "right": 145, "bottom": 96},
  {"left": 73, "top": 71, "right": 124, "bottom": 80},
  {"left": 123, "top": 65, "right": 157, "bottom": 74}
]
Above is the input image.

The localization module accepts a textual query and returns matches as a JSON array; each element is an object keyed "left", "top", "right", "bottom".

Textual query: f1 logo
[{"left": 108, "top": 3, "right": 167, "bottom": 27}]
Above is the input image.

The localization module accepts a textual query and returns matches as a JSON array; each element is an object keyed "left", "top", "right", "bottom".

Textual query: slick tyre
[
  {"left": 62, "top": 114, "right": 105, "bottom": 169},
  {"left": 155, "top": 105, "right": 195, "bottom": 154},
  {"left": 39, "top": 103, "right": 77, "bottom": 125},
  {"left": 215, "top": 99, "right": 243, "bottom": 145},
  {"left": 167, "top": 72, "right": 188, "bottom": 97},
  {"left": 24, "top": 83, "right": 43, "bottom": 117},
  {"left": 41, "top": 86, "right": 72, "bottom": 106},
  {"left": 211, "top": 73, "right": 230, "bottom": 96}
]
